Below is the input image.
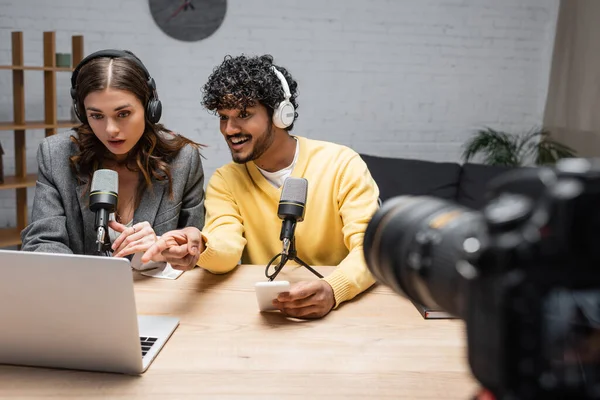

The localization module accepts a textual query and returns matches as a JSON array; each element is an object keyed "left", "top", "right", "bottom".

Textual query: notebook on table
[{"left": 411, "top": 300, "right": 458, "bottom": 320}]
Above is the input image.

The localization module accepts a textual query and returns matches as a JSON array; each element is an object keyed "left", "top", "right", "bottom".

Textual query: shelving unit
[{"left": 0, "top": 31, "right": 84, "bottom": 247}]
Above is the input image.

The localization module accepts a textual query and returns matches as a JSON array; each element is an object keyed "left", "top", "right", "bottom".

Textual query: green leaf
[
  {"left": 462, "top": 126, "right": 577, "bottom": 167},
  {"left": 536, "top": 138, "right": 577, "bottom": 165},
  {"left": 462, "top": 127, "right": 520, "bottom": 166}
]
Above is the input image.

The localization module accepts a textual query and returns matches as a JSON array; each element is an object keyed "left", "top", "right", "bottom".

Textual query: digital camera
[{"left": 363, "top": 158, "right": 600, "bottom": 399}]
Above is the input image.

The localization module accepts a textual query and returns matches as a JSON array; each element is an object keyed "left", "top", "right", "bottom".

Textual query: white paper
[
  {"left": 128, "top": 252, "right": 184, "bottom": 280},
  {"left": 140, "top": 262, "right": 184, "bottom": 280},
  {"left": 130, "top": 252, "right": 158, "bottom": 271}
]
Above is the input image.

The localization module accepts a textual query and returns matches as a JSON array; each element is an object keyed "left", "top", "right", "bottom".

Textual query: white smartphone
[{"left": 255, "top": 281, "right": 291, "bottom": 312}]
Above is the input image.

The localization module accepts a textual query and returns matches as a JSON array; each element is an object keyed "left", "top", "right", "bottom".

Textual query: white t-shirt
[{"left": 256, "top": 138, "right": 299, "bottom": 188}]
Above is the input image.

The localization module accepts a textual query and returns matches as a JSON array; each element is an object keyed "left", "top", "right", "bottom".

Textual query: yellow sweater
[{"left": 197, "top": 136, "right": 380, "bottom": 307}]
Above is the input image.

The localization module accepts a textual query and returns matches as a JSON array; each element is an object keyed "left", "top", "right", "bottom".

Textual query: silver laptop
[{"left": 0, "top": 249, "right": 179, "bottom": 375}]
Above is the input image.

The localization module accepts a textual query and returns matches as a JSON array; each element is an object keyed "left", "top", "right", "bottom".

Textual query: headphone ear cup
[
  {"left": 272, "top": 100, "right": 295, "bottom": 129},
  {"left": 145, "top": 77, "right": 161, "bottom": 124},
  {"left": 69, "top": 87, "right": 84, "bottom": 123},
  {"left": 146, "top": 99, "right": 162, "bottom": 124},
  {"left": 73, "top": 102, "right": 85, "bottom": 123}
]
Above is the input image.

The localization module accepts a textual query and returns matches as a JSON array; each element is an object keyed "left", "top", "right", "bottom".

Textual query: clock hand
[
  {"left": 183, "top": 0, "right": 195, "bottom": 11},
  {"left": 167, "top": 0, "right": 187, "bottom": 22}
]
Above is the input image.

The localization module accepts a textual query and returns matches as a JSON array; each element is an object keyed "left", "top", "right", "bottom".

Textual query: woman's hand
[
  {"left": 109, "top": 220, "right": 160, "bottom": 259},
  {"left": 142, "top": 227, "right": 203, "bottom": 270}
]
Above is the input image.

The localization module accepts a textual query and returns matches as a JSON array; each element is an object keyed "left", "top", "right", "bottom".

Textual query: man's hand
[
  {"left": 272, "top": 280, "right": 335, "bottom": 319},
  {"left": 110, "top": 221, "right": 158, "bottom": 258},
  {"left": 142, "top": 227, "right": 204, "bottom": 271}
]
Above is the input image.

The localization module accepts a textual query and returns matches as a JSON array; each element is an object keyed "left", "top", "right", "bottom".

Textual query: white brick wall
[{"left": 0, "top": 0, "right": 559, "bottom": 228}]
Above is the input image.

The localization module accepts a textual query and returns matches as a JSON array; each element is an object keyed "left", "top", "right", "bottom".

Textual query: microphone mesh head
[
  {"left": 280, "top": 177, "right": 308, "bottom": 205},
  {"left": 91, "top": 169, "right": 119, "bottom": 194}
]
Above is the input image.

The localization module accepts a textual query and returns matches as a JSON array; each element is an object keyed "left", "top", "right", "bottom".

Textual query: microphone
[
  {"left": 89, "top": 169, "right": 118, "bottom": 255},
  {"left": 265, "top": 177, "right": 322, "bottom": 280},
  {"left": 278, "top": 177, "right": 308, "bottom": 256}
]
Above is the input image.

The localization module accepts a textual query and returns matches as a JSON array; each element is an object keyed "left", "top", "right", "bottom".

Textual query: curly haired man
[{"left": 145, "top": 54, "right": 380, "bottom": 319}]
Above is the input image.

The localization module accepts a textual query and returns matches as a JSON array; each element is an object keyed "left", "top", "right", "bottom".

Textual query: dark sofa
[{"left": 359, "top": 154, "right": 515, "bottom": 210}]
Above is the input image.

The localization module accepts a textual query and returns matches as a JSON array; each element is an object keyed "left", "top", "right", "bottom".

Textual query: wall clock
[{"left": 149, "top": 0, "right": 227, "bottom": 42}]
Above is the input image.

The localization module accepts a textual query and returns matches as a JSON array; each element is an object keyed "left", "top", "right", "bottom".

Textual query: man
[{"left": 144, "top": 54, "right": 380, "bottom": 319}]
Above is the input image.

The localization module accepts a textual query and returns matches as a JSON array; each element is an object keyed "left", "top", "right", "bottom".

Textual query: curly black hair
[{"left": 201, "top": 54, "right": 299, "bottom": 131}]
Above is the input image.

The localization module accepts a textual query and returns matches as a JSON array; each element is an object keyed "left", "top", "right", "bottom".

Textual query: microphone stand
[
  {"left": 96, "top": 225, "right": 113, "bottom": 257},
  {"left": 265, "top": 236, "right": 323, "bottom": 281}
]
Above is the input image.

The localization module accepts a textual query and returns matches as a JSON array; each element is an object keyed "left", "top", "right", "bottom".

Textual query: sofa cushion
[
  {"left": 360, "top": 154, "right": 462, "bottom": 202},
  {"left": 457, "top": 163, "right": 515, "bottom": 210}
]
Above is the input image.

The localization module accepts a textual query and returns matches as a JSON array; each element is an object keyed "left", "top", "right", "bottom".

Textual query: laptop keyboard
[{"left": 140, "top": 336, "right": 158, "bottom": 357}]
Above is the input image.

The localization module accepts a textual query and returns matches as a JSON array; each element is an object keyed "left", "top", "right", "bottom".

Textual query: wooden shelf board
[
  {"left": 0, "top": 120, "right": 79, "bottom": 131},
  {"left": 0, "top": 227, "right": 22, "bottom": 248},
  {"left": 0, "top": 65, "right": 73, "bottom": 72},
  {"left": 0, "top": 173, "right": 37, "bottom": 190},
  {"left": 0, "top": 32, "right": 85, "bottom": 249}
]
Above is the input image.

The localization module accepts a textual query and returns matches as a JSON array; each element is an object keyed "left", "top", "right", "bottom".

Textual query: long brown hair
[{"left": 70, "top": 55, "right": 203, "bottom": 207}]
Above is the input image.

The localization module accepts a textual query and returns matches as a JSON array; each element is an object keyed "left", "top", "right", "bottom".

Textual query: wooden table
[{"left": 0, "top": 265, "right": 478, "bottom": 399}]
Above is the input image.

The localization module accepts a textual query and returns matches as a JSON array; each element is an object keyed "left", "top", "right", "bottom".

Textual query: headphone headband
[
  {"left": 70, "top": 49, "right": 162, "bottom": 124},
  {"left": 71, "top": 49, "right": 152, "bottom": 89},
  {"left": 271, "top": 66, "right": 291, "bottom": 100}
]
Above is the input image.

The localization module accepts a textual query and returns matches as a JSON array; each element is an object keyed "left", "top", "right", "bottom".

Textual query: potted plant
[{"left": 461, "top": 127, "right": 576, "bottom": 167}]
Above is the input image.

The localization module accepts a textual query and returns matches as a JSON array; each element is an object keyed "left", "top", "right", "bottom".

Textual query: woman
[{"left": 21, "top": 50, "right": 204, "bottom": 270}]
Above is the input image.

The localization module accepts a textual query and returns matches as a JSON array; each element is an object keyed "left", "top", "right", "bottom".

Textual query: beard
[{"left": 230, "top": 123, "right": 275, "bottom": 164}]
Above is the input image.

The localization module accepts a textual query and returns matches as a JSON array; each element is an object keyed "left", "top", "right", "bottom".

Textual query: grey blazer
[{"left": 21, "top": 132, "right": 205, "bottom": 255}]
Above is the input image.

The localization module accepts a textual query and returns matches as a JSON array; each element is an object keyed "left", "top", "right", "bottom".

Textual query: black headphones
[{"left": 70, "top": 49, "right": 162, "bottom": 124}]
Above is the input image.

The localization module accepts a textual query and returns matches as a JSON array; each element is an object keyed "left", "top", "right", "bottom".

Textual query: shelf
[
  {"left": 0, "top": 227, "right": 22, "bottom": 248},
  {"left": 0, "top": 32, "right": 84, "bottom": 250},
  {"left": 0, "top": 120, "right": 79, "bottom": 131},
  {"left": 0, "top": 65, "right": 73, "bottom": 72},
  {"left": 0, "top": 173, "right": 37, "bottom": 190}
]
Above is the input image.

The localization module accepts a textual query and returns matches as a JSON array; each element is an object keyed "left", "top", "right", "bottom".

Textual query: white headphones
[{"left": 271, "top": 66, "right": 295, "bottom": 129}]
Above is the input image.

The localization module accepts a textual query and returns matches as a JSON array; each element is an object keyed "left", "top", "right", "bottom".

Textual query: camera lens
[{"left": 363, "top": 195, "right": 485, "bottom": 317}]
